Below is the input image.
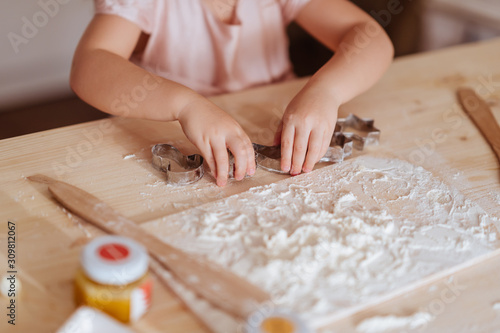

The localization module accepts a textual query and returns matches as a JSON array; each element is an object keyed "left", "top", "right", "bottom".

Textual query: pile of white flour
[{"left": 150, "top": 156, "right": 499, "bottom": 330}]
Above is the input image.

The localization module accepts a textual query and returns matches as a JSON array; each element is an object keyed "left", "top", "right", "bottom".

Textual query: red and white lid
[{"left": 81, "top": 236, "right": 149, "bottom": 286}]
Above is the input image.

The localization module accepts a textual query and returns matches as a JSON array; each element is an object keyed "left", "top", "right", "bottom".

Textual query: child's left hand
[
  {"left": 274, "top": 85, "right": 339, "bottom": 175},
  {"left": 272, "top": 0, "right": 394, "bottom": 176}
]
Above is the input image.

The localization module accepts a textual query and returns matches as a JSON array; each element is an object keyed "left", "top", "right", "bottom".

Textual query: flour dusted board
[{"left": 145, "top": 156, "right": 499, "bottom": 331}]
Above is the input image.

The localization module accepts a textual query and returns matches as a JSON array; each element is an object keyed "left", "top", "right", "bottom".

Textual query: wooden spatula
[
  {"left": 28, "top": 175, "right": 270, "bottom": 319},
  {"left": 457, "top": 88, "right": 500, "bottom": 163}
]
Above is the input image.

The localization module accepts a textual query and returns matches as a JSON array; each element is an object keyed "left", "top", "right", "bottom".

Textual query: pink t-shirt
[{"left": 94, "top": 0, "right": 311, "bottom": 96}]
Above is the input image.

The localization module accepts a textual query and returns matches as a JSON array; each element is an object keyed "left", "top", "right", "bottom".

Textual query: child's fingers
[
  {"left": 318, "top": 131, "right": 330, "bottom": 163},
  {"left": 319, "top": 129, "right": 333, "bottom": 163},
  {"left": 280, "top": 123, "right": 295, "bottom": 173},
  {"left": 212, "top": 140, "right": 229, "bottom": 187},
  {"left": 227, "top": 139, "right": 248, "bottom": 181},
  {"left": 199, "top": 143, "right": 217, "bottom": 180},
  {"left": 290, "top": 128, "right": 310, "bottom": 176},
  {"left": 273, "top": 121, "right": 283, "bottom": 146},
  {"left": 302, "top": 129, "right": 325, "bottom": 173},
  {"left": 246, "top": 139, "right": 256, "bottom": 176}
]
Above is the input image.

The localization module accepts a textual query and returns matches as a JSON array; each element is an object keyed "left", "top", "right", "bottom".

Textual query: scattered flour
[
  {"left": 494, "top": 192, "right": 500, "bottom": 206},
  {"left": 13, "top": 190, "right": 25, "bottom": 203},
  {"left": 147, "top": 156, "right": 499, "bottom": 331},
  {"left": 138, "top": 171, "right": 227, "bottom": 213},
  {"left": 355, "top": 312, "right": 433, "bottom": 333},
  {"left": 427, "top": 285, "right": 438, "bottom": 293},
  {"left": 123, "top": 153, "right": 136, "bottom": 160},
  {"left": 61, "top": 207, "right": 92, "bottom": 238}
]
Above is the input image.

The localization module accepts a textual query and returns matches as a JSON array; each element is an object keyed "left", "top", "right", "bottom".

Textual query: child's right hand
[{"left": 177, "top": 96, "right": 255, "bottom": 187}]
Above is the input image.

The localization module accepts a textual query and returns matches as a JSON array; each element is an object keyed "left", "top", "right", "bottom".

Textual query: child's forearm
[
  {"left": 277, "top": 3, "right": 394, "bottom": 175},
  {"left": 70, "top": 48, "right": 199, "bottom": 122},
  {"left": 71, "top": 46, "right": 256, "bottom": 186},
  {"left": 302, "top": 21, "right": 394, "bottom": 107},
  {"left": 70, "top": 14, "right": 255, "bottom": 187}
]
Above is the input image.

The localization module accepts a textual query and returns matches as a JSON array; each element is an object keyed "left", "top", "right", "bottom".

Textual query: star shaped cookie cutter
[
  {"left": 335, "top": 114, "right": 380, "bottom": 150},
  {"left": 151, "top": 144, "right": 204, "bottom": 185}
]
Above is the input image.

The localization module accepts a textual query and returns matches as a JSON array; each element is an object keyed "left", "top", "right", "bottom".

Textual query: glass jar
[{"left": 74, "top": 235, "right": 152, "bottom": 323}]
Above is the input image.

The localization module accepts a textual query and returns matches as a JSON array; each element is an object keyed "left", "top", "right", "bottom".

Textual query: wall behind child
[{"left": 0, "top": 0, "right": 94, "bottom": 111}]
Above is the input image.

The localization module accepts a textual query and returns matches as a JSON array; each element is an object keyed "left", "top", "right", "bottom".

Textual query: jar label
[{"left": 130, "top": 279, "right": 152, "bottom": 322}]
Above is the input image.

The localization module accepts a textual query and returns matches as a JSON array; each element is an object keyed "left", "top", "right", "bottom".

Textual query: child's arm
[
  {"left": 275, "top": 0, "right": 394, "bottom": 175},
  {"left": 70, "top": 14, "right": 255, "bottom": 186}
]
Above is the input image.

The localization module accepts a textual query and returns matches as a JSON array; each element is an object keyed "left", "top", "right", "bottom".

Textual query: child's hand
[
  {"left": 270, "top": 0, "right": 394, "bottom": 175},
  {"left": 274, "top": 87, "right": 339, "bottom": 175},
  {"left": 178, "top": 97, "right": 255, "bottom": 187}
]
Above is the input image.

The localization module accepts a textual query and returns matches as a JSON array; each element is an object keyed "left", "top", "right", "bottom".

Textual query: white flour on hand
[{"left": 149, "top": 156, "right": 499, "bottom": 331}]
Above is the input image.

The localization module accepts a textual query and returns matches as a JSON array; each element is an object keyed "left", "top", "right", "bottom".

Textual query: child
[{"left": 71, "top": 0, "right": 393, "bottom": 186}]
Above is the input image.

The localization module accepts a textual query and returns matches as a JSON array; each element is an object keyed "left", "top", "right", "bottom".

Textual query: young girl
[{"left": 71, "top": 0, "right": 393, "bottom": 186}]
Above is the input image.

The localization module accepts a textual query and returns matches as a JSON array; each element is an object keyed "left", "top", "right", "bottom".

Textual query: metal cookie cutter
[
  {"left": 253, "top": 133, "right": 353, "bottom": 175},
  {"left": 253, "top": 114, "right": 379, "bottom": 174},
  {"left": 336, "top": 114, "right": 380, "bottom": 150},
  {"left": 151, "top": 144, "right": 204, "bottom": 185}
]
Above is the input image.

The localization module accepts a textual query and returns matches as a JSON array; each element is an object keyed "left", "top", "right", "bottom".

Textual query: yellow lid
[
  {"left": 246, "top": 309, "right": 311, "bottom": 333},
  {"left": 261, "top": 316, "right": 295, "bottom": 333}
]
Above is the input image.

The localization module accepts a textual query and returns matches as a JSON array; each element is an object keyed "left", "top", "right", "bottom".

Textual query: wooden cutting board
[{"left": 0, "top": 38, "right": 499, "bottom": 333}]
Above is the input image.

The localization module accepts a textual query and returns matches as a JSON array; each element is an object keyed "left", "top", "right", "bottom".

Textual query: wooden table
[{"left": 1, "top": 38, "right": 500, "bottom": 333}]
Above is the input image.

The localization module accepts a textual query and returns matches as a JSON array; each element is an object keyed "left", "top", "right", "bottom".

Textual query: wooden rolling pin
[
  {"left": 28, "top": 174, "right": 270, "bottom": 320},
  {"left": 457, "top": 88, "right": 500, "bottom": 163}
]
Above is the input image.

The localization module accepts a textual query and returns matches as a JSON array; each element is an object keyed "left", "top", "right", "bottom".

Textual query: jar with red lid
[{"left": 74, "top": 235, "right": 152, "bottom": 323}]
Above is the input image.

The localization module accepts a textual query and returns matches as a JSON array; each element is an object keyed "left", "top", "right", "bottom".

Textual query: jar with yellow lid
[
  {"left": 74, "top": 235, "right": 152, "bottom": 323},
  {"left": 246, "top": 309, "right": 311, "bottom": 333}
]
